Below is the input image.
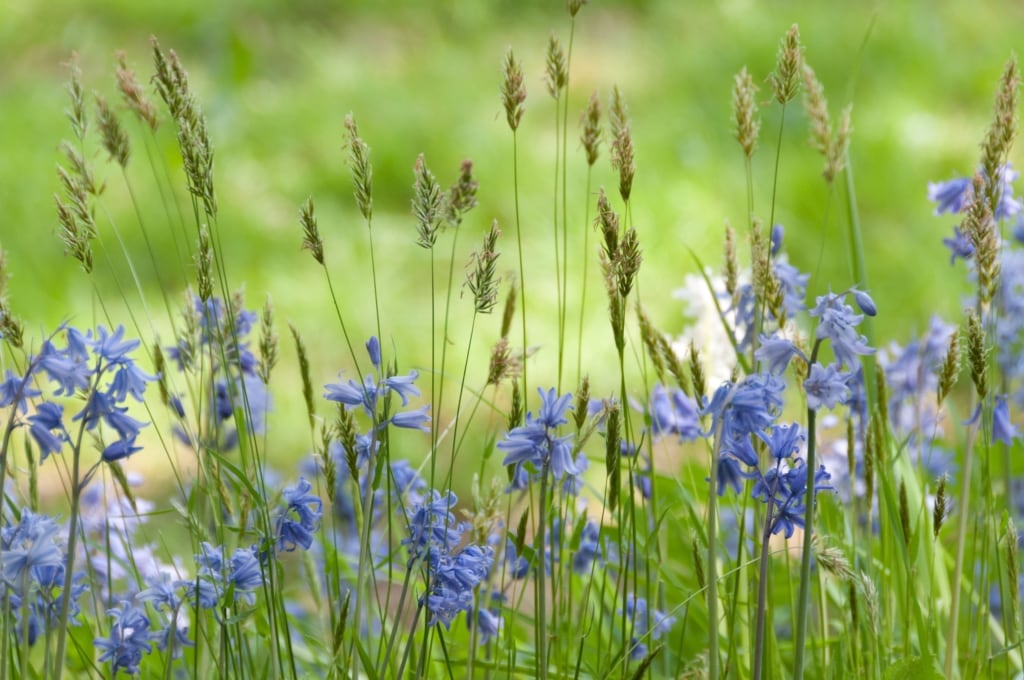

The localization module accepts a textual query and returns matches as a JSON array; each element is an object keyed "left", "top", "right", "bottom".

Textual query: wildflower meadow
[{"left": 2, "top": 2, "right": 1024, "bottom": 678}]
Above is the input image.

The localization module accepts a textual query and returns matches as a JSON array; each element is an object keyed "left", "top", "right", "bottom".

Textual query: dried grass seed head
[
  {"left": 466, "top": 220, "right": 502, "bottom": 314},
  {"left": 502, "top": 48, "right": 527, "bottom": 132},
  {"left": 981, "top": 57, "right": 1020, "bottom": 205},
  {"left": 344, "top": 114, "right": 374, "bottom": 221},
  {"left": 299, "top": 196, "right": 324, "bottom": 265},
  {"left": 545, "top": 34, "right": 568, "bottom": 99},
  {"left": 580, "top": 90, "right": 602, "bottom": 166},
  {"left": 567, "top": 0, "right": 587, "bottom": 17},
  {"left": 95, "top": 94, "right": 131, "bottom": 168},
  {"left": 412, "top": 153, "right": 444, "bottom": 249},
  {"left": 116, "top": 50, "right": 159, "bottom": 131},
  {"left": 732, "top": 66, "right": 760, "bottom": 159},
  {"left": 770, "top": 24, "right": 802, "bottom": 105},
  {"left": 446, "top": 159, "right": 478, "bottom": 228}
]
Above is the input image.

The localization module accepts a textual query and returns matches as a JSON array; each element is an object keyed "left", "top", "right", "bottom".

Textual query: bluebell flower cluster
[
  {"left": 275, "top": 477, "right": 323, "bottom": 552},
  {"left": 324, "top": 336, "right": 430, "bottom": 433},
  {"left": 648, "top": 384, "right": 702, "bottom": 442},
  {"left": 498, "top": 387, "right": 582, "bottom": 490},
  {"left": 928, "top": 163, "right": 1022, "bottom": 221},
  {"left": 165, "top": 295, "right": 272, "bottom": 453},
  {"left": 195, "top": 542, "right": 265, "bottom": 607},
  {"left": 727, "top": 224, "right": 810, "bottom": 352},
  {"left": 402, "top": 490, "right": 494, "bottom": 629},
  {"left": 624, "top": 594, "right": 676, "bottom": 660},
  {"left": 0, "top": 325, "right": 155, "bottom": 464},
  {"left": 1, "top": 509, "right": 88, "bottom": 646},
  {"left": 808, "top": 290, "right": 876, "bottom": 370},
  {"left": 701, "top": 374, "right": 833, "bottom": 535},
  {"left": 94, "top": 602, "right": 154, "bottom": 675}
]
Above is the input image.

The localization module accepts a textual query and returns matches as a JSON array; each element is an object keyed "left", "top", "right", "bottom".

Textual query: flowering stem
[
  {"left": 707, "top": 419, "right": 724, "bottom": 680},
  {"left": 792, "top": 406, "right": 818, "bottom": 678},
  {"left": 536, "top": 463, "right": 550, "bottom": 680},
  {"left": 752, "top": 466, "right": 781, "bottom": 680}
]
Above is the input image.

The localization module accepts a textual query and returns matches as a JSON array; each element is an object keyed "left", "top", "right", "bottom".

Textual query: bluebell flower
[
  {"left": 475, "top": 599, "right": 502, "bottom": 644},
  {"left": 0, "top": 369, "right": 41, "bottom": 413},
  {"left": 809, "top": 291, "right": 876, "bottom": 369},
  {"left": 505, "top": 538, "right": 530, "bottom": 579},
  {"left": 852, "top": 289, "right": 877, "bottom": 317},
  {"left": 276, "top": 477, "right": 323, "bottom": 553},
  {"left": 390, "top": 460, "right": 427, "bottom": 505},
  {"left": 942, "top": 226, "right": 975, "bottom": 264},
  {"left": 755, "top": 333, "right": 806, "bottom": 375},
  {"left": 803, "top": 363, "right": 853, "bottom": 410},
  {"left": 774, "top": 259, "right": 810, "bottom": 317},
  {"left": 91, "top": 325, "right": 141, "bottom": 363},
  {"left": 227, "top": 546, "right": 264, "bottom": 605},
  {"left": 391, "top": 405, "right": 430, "bottom": 431},
  {"left": 1, "top": 509, "right": 64, "bottom": 584},
  {"left": 928, "top": 176, "right": 972, "bottom": 215},
  {"left": 404, "top": 490, "right": 463, "bottom": 562},
  {"left": 102, "top": 437, "right": 143, "bottom": 463},
  {"left": 928, "top": 164, "right": 1022, "bottom": 220},
  {"left": 366, "top": 336, "right": 382, "bottom": 369},
  {"left": 1014, "top": 216, "right": 1024, "bottom": 245},
  {"left": 27, "top": 401, "right": 67, "bottom": 461},
  {"left": 498, "top": 387, "right": 578, "bottom": 487},
  {"left": 770, "top": 223, "right": 784, "bottom": 256},
  {"left": 649, "top": 384, "right": 702, "bottom": 441},
  {"left": 702, "top": 373, "right": 786, "bottom": 444},
  {"left": 94, "top": 602, "right": 154, "bottom": 676},
  {"left": 757, "top": 422, "right": 805, "bottom": 461},
  {"left": 572, "top": 520, "right": 601, "bottom": 573},
  {"left": 624, "top": 594, "right": 676, "bottom": 661},
  {"left": 36, "top": 340, "right": 91, "bottom": 396},
  {"left": 993, "top": 395, "right": 1019, "bottom": 446}
]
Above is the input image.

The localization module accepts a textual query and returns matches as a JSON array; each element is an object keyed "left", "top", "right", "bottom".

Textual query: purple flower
[
  {"left": 94, "top": 602, "right": 153, "bottom": 676},
  {"left": 276, "top": 477, "right": 322, "bottom": 553},
  {"left": 809, "top": 291, "right": 876, "bottom": 369},
  {"left": 624, "top": 595, "right": 676, "bottom": 661},
  {"left": 942, "top": 226, "right": 975, "bottom": 264},
  {"left": 928, "top": 176, "right": 972, "bottom": 215},
  {"left": 993, "top": 395, "right": 1019, "bottom": 446},
  {"left": 498, "top": 387, "right": 578, "bottom": 487},
  {"left": 0, "top": 369, "right": 41, "bottom": 413},
  {"left": 572, "top": 520, "right": 601, "bottom": 573},
  {"left": 803, "top": 363, "right": 853, "bottom": 410},
  {"left": 755, "top": 333, "right": 806, "bottom": 375},
  {"left": 27, "top": 402, "right": 67, "bottom": 461},
  {"left": 649, "top": 384, "right": 702, "bottom": 441},
  {"left": 391, "top": 405, "right": 430, "bottom": 432}
]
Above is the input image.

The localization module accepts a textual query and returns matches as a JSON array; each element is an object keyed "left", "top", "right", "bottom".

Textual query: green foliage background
[{"left": 1, "top": 0, "right": 1020, "bottom": 469}]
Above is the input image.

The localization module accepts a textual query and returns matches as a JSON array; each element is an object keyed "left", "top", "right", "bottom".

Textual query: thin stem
[
  {"left": 792, "top": 407, "right": 818, "bottom": 678},
  {"left": 512, "top": 132, "right": 528, "bottom": 398}
]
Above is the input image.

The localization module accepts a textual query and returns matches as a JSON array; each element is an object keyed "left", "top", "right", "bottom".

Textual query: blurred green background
[{"left": 1, "top": 0, "right": 1021, "bottom": 474}]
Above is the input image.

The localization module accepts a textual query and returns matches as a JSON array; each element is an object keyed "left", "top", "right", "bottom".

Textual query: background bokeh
[{"left": 1, "top": 0, "right": 1021, "bottom": 473}]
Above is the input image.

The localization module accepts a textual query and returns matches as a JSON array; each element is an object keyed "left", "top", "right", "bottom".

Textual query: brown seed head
[
  {"left": 770, "top": 24, "right": 802, "bottom": 105},
  {"left": 580, "top": 90, "right": 602, "bottom": 166},
  {"left": 545, "top": 34, "right": 568, "bottom": 99},
  {"left": 95, "top": 94, "right": 131, "bottom": 168},
  {"left": 412, "top": 154, "right": 443, "bottom": 249},
  {"left": 501, "top": 48, "right": 527, "bottom": 132},
  {"left": 116, "top": 50, "right": 159, "bottom": 131},
  {"left": 732, "top": 66, "right": 760, "bottom": 159},
  {"left": 299, "top": 196, "right": 324, "bottom": 265}
]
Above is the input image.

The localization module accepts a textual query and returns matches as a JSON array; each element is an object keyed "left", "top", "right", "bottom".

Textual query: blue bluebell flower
[
  {"left": 852, "top": 289, "right": 878, "bottom": 317},
  {"left": 803, "top": 363, "right": 853, "bottom": 410},
  {"left": 366, "top": 336, "right": 382, "bottom": 369},
  {"left": 809, "top": 291, "right": 876, "bottom": 368},
  {"left": 498, "top": 387, "right": 578, "bottom": 488},
  {"left": 572, "top": 520, "right": 601, "bottom": 573},
  {"left": 0, "top": 369, "right": 41, "bottom": 413},
  {"left": 755, "top": 333, "right": 806, "bottom": 375},
  {"left": 36, "top": 339, "right": 91, "bottom": 396},
  {"left": 504, "top": 538, "right": 530, "bottom": 579},
  {"left": 928, "top": 176, "right": 972, "bottom": 215},
  {"left": 993, "top": 395, "right": 1019, "bottom": 446},
  {"left": 928, "top": 164, "right": 1022, "bottom": 220},
  {"left": 276, "top": 477, "right": 322, "bottom": 552},
  {"left": 27, "top": 401, "right": 67, "bottom": 461},
  {"left": 649, "top": 384, "right": 702, "bottom": 441},
  {"left": 624, "top": 594, "right": 676, "bottom": 661},
  {"left": 942, "top": 226, "right": 975, "bottom": 264},
  {"left": 94, "top": 602, "right": 154, "bottom": 676},
  {"left": 391, "top": 405, "right": 431, "bottom": 431}
]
